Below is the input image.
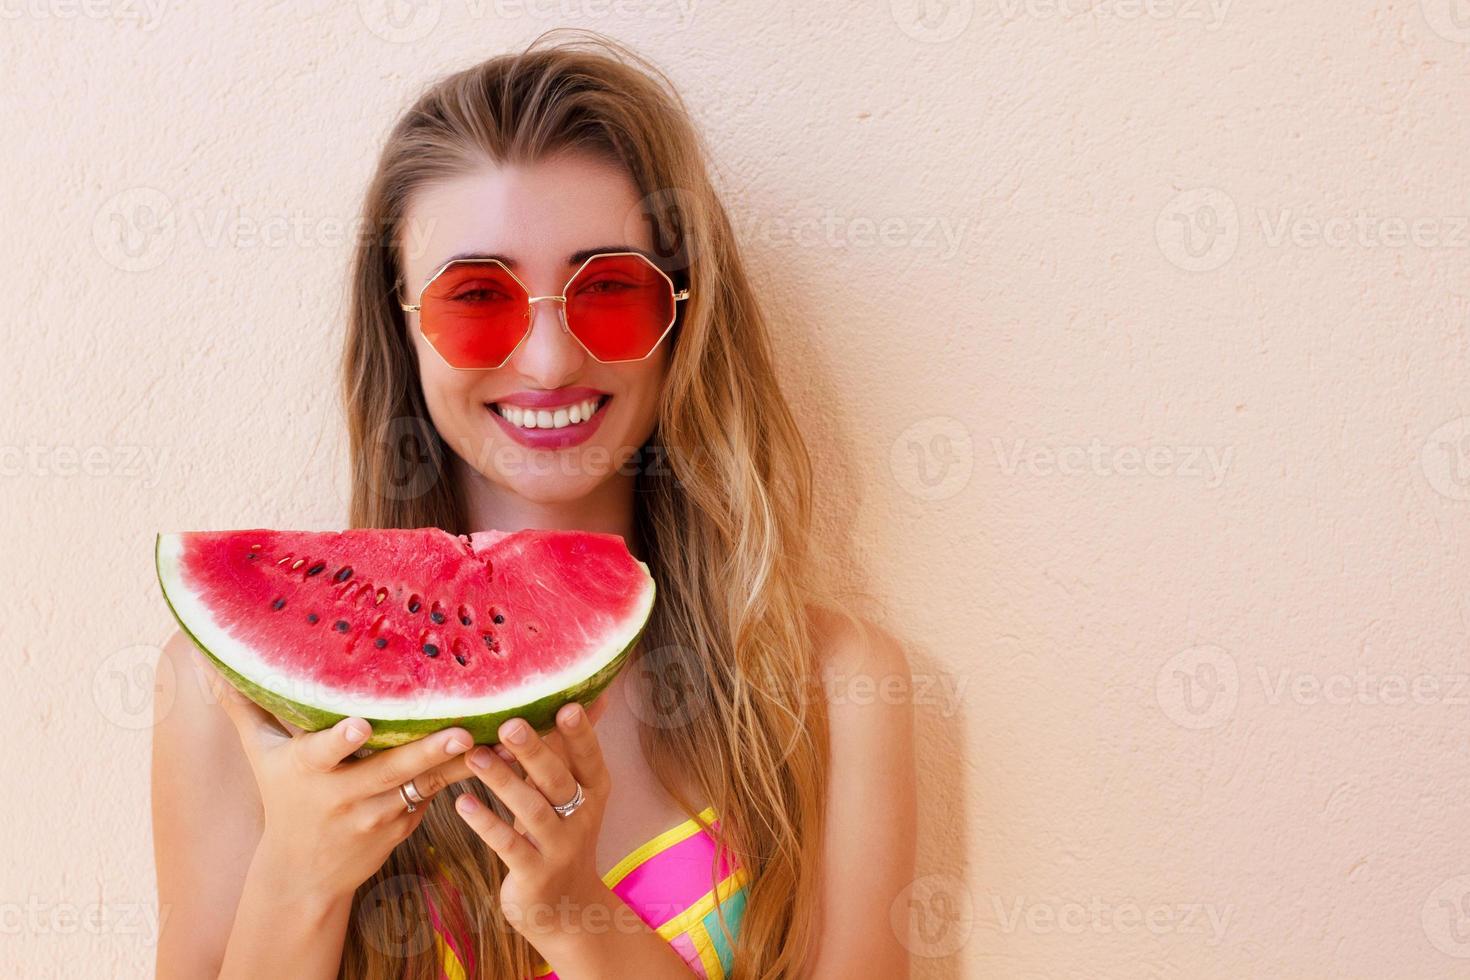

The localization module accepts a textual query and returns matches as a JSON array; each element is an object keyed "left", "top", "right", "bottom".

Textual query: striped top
[{"left": 419, "top": 806, "right": 748, "bottom": 980}]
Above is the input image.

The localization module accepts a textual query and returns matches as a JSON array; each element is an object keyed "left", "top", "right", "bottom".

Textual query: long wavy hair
[{"left": 338, "top": 29, "right": 853, "bottom": 980}]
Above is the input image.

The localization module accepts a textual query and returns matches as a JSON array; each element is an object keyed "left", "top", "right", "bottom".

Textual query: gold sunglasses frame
[{"left": 400, "top": 250, "right": 691, "bottom": 371}]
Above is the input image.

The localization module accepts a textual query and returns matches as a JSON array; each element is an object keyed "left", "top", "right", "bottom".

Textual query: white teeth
[{"left": 494, "top": 396, "right": 604, "bottom": 430}]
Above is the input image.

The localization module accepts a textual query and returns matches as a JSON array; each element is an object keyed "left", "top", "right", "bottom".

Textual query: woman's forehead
[{"left": 399, "top": 155, "right": 652, "bottom": 279}]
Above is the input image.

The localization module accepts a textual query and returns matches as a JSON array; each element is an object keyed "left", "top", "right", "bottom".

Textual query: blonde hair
[{"left": 339, "top": 29, "right": 849, "bottom": 979}]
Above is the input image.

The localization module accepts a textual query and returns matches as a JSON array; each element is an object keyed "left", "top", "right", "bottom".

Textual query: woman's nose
[{"left": 508, "top": 298, "right": 586, "bottom": 386}]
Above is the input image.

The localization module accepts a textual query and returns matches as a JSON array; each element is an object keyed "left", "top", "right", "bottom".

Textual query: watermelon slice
[{"left": 155, "top": 527, "right": 654, "bottom": 748}]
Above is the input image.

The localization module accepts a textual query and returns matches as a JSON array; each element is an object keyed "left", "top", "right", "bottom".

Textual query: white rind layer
[{"left": 156, "top": 532, "right": 653, "bottom": 719}]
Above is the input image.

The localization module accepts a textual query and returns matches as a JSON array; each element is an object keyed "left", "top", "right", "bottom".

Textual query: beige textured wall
[{"left": 6, "top": 2, "right": 1470, "bottom": 978}]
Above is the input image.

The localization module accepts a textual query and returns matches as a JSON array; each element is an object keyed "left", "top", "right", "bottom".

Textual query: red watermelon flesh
[{"left": 155, "top": 527, "right": 655, "bottom": 747}]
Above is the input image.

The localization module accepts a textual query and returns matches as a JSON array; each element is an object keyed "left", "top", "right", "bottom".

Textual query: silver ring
[
  {"left": 551, "top": 781, "right": 585, "bottom": 818},
  {"left": 400, "top": 779, "right": 426, "bottom": 813}
]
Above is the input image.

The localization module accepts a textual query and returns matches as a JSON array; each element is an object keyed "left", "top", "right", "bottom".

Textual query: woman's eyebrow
[{"left": 440, "top": 245, "right": 653, "bottom": 268}]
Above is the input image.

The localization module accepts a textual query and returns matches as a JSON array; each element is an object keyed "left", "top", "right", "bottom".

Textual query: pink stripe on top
[{"left": 607, "top": 819, "right": 737, "bottom": 929}]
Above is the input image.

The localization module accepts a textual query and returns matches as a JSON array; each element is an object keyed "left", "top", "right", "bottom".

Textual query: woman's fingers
[
  {"left": 344, "top": 727, "right": 474, "bottom": 796},
  {"left": 454, "top": 792, "right": 540, "bottom": 874},
  {"left": 552, "top": 702, "right": 610, "bottom": 795},
  {"left": 465, "top": 744, "right": 562, "bottom": 840},
  {"left": 291, "top": 717, "right": 375, "bottom": 773},
  {"left": 363, "top": 751, "right": 477, "bottom": 823},
  {"left": 497, "top": 718, "right": 581, "bottom": 812}
]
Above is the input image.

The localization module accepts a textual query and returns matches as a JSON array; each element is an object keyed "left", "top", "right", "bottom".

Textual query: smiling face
[{"left": 398, "top": 151, "right": 671, "bottom": 507}]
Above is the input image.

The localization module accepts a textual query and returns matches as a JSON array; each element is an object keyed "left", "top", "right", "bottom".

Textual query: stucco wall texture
[{"left": 5, "top": 2, "right": 1470, "bottom": 978}]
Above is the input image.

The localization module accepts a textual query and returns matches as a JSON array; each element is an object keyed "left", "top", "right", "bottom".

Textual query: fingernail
[
  {"left": 468, "top": 747, "right": 493, "bottom": 770},
  {"left": 494, "top": 745, "right": 515, "bottom": 763},
  {"left": 563, "top": 704, "right": 583, "bottom": 727},
  {"left": 456, "top": 794, "right": 479, "bottom": 814},
  {"left": 343, "top": 721, "right": 369, "bottom": 743},
  {"left": 445, "top": 735, "right": 469, "bottom": 754},
  {"left": 504, "top": 721, "right": 529, "bottom": 744}
]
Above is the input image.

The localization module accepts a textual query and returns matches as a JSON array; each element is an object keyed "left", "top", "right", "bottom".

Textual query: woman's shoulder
[{"left": 805, "top": 601, "right": 911, "bottom": 695}]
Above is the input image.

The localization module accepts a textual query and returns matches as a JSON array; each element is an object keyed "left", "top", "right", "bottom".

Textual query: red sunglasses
[{"left": 400, "top": 250, "right": 690, "bottom": 370}]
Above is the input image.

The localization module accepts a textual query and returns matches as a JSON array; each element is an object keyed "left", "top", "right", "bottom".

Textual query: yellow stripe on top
[
  {"left": 601, "top": 805, "right": 719, "bottom": 889},
  {"left": 654, "top": 866, "right": 750, "bottom": 941}
]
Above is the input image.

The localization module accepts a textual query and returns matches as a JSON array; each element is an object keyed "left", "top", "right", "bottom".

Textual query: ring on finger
[
  {"left": 550, "top": 781, "right": 585, "bottom": 818},
  {"left": 400, "top": 779, "right": 427, "bottom": 813}
]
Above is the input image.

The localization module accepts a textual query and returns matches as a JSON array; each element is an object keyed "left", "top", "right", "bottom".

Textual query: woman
[{"left": 152, "top": 31, "right": 915, "bottom": 980}]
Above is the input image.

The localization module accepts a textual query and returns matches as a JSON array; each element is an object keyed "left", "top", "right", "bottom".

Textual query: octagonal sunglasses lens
[
  {"left": 419, "top": 261, "right": 530, "bottom": 369},
  {"left": 563, "top": 254, "right": 676, "bottom": 362}
]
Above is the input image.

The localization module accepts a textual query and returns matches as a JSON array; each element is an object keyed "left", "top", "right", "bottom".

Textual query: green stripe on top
[{"left": 701, "top": 884, "right": 748, "bottom": 974}]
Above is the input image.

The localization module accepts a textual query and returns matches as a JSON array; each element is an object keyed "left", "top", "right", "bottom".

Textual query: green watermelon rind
[{"left": 154, "top": 531, "right": 652, "bottom": 750}]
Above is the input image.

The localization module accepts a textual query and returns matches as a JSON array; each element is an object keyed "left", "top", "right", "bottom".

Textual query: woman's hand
[
  {"left": 212, "top": 676, "right": 475, "bottom": 905},
  {"left": 454, "top": 700, "right": 613, "bottom": 941}
]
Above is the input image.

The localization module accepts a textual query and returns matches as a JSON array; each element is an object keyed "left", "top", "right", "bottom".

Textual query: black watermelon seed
[
  {"left": 333, "top": 566, "right": 353, "bottom": 583},
  {"left": 454, "top": 654, "right": 467, "bottom": 666},
  {"left": 271, "top": 597, "right": 285, "bottom": 610},
  {"left": 430, "top": 610, "right": 446, "bottom": 625},
  {"left": 408, "top": 597, "right": 421, "bottom": 614},
  {"left": 246, "top": 552, "right": 258, "bottom": 561},
  {"left": 482, "top": 633, "right": 495, "bottom": 649},
  {"left": 334, "top": 620, "right": 349, "bottom": 632},
  {"left": 493, "top": 613, "right": 505, "bottom": 624},
  {"left": 422, "top": 643, "right": 439, "bottom": 657},
  {"left": 307, "top": 613, "right": 319, "bottom": 624},
  {"left": 458, "top": 606, "right": 472, "bottom": 626},
  {"left": 374, "top": 637, "right": 387, "bottom": 649},
  {"left": 305, "top": 563, "right": 326, "bottom": 577}
]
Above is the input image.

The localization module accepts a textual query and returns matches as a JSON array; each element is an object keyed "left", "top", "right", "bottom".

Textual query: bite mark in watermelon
[{"left": 155, "top": 527, "right": 654, "bottom": 748}]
